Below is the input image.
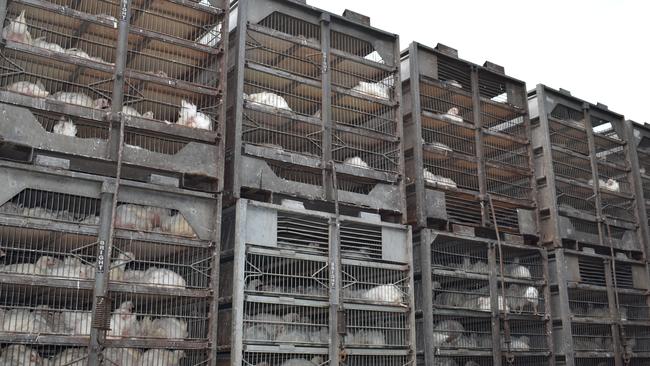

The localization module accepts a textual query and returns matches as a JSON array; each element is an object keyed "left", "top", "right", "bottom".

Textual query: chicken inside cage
[
  {"left": 502, "top": 283, "right": 541, "bottom": 315},
  {"left": 432, "top": 277, "right": 496, "bottom": 312},
  {"left": 431, "top": 317, "right": 492, "bottom": 350},
  {"left": 244, "top": 254, "right": 329, "bottom": 299},
  {"left": 245, "top": 352, "right": 325, "bottom": 366},
  {"left": 572, "top": 323, "right": 614, "bottom": 352},
  {"left": 341, "top": 265, "right": 408, "bottom": 306},
  {"left": 344, "top": 309, "right": 409, "bottom": 347},
  {"left": 113, "top": 204, "right": 196, "bottom": 238},
  {"left": 242, "top": 303, "right": 329, "bottom": 345}
]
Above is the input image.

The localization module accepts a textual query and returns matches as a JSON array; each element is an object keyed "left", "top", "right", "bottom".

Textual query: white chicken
[
  {"left": 505, "top": 258, "right": 531, "bottom": 279},
  {"left": 142, "top": 267, "right": 187, "bottom": 288},
  {"left": 136, "top": 350, "right": 185, "bottom": 366},
  {"left": 49, "top": 92, "right": 110, "bottom": 109},
  {"left": 2, "top": 10, "right": 32, "bottom": 44},
  {"left": 48, "top": 256, "right": 95, "bottom": 279},
  {"left": 108, "top": 301, "right": 139, "bottom": 338},
  {"left": 32, "top": 37, "right": 65, "bottom": 53},
  {"left": 0, "top": 345, "right": 42, "bottom": 366},
  {"left": 605, "top": 178, "right": 620, "bottom": 192},
  {"left": 506, "top": 284, "right": 539, "bottom": 315},
  {"left": 6, "top": 80, "right": 49, "bottom": 98},
  {"left": 109, "top": 252, "right": 135, "bottom": 281},
  {"left": 445, "top": 80, "right": 463, "bottom": 89},
  {"left": 345, "top": 330, "right": 386, "bottom": 345},
  {"left": 53, "top": 117, "right": 77, "bottom": 137},
  {"left": 122, "top": 106, "right": 154, "bottom": 119},
  {"left": 122, "top": 269, "right": 146, "bottom": 283},
  {"left": 47, "top": 347, "right": 88, "bottom": 366},
  {"left": 444, "top": 107, "right": 463, "bottom": 123},
  {"left": 61, "top": 309, "right": 92, "bottom": 335},
  {"left": 432, "top": 320, "right": 464, "bottom": 347},
  {"left": 344, "top": 156, "right": 370, "bottom": 169},
  {"left": 423, "top": 169, "right": 457, "bottom": 188},
  {"left": 140, "top": 317, "right": 188, "bottom": 339},
  {"left": 103, "top": 348, "right": 142, "bottom": 366},
  {"left": 352, "top": 81, "right": 390, "bottom": 100},
  {"left": 0, "top": 255, "right": 60, "bottom": 275},
  {"left": 503, "top": 336, "right": 530, "bottom": 351},
  {"left": 65, "top": 48, "right": 107, "bottom": 63},
  {"left": 176, "top": 100, "right": 212, "bottom": 130},
  {"left": 361, "top": 284, "right": 403, "bottom": 304},
  {"left": 245, "top": 92, "right": 291, "bottom": 111},
  {"left": 475, "top": 295, "right": 509, "bottom": 312},
  {"left": 1, "top": 308, "right": 52, "bottom": 333},
  {"left": 423, "top": 140, "right": 453, "bottom": 153},
  {"left": 160, "top": 213, "right": 195, "bottom": 237},
  {"left": 114, "top": 204, "right": 166, "bottom": 231}
]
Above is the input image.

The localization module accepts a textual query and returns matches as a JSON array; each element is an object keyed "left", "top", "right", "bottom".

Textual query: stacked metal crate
[
  {"left": 225, "top": 0, "right": 404, "bottom": 219},
  {"left": 218, "top": 199, "right": 414, "bottom": 366},
  {"left": 0, "top": 0, "right": 227, "bottom": 364},
  {"left": 402, "top": 42, "right": 551, "bottom": 366},
  {"left": 627, "top": 121, "right": 650, "bottom": 366},
  {"left": 401, "top": 42, "right": 537, "bottom": 237},
  {"left": 219, "top": 1, "right": 414, "bottom": 366},
  {"left": 529, "top": 85, "right": 649, "bottom": 366}
]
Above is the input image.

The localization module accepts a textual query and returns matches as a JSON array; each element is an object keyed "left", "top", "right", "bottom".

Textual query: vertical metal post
[
  {"left": 418, "top": 229, "right": 436, "bottom": 365},
  {"left": 532, "top": 85, "right": 564, "bottom": 248},
  {"left": 230, "top": 0, "right": 248, "bottom": 200},
  {"left": 89, "top": 1, "right": 131, "bottom": 364},
  {"left": 541, "top": 249, "right": 556, "bottom": 366},
  {"left": 230, "top": 199, "right": 248, "bottom": 366},
  {"left": 624, "top": 120, "right": 650, "bottom": 258},
  {"left": 392, "top": 35, "right": 406, "bottom": 223},
  {"left": 583, "top": 105, "right": 607, "bottom": 247},
  {"left": 604, "top": 259, "right": 623, "bottom": 366},
  {"left": 0, "top": 1, "right": 8, "bottom": 35},
  {"left": 320, "top": 13, "right": 333, "bottom": 202},
  {"left": 207, "top": 194, "right": 223, "bottom": 365},
  {"left": 471, "top": 67, "right": 488, "bottom": 226},
  {"left": 554, "top": 249, "right": 576, "bottom": 366},
  {"left": 487, "top": 242, "right": 502, "bottom": 366},
  {"left": 407, "top": 44, "right": 426, "bottom": 228},
  {"left": 88, "top": 189, "right": 117, "bottom": 365},
  {"left": 328, "top": 215, "right": 341, "bottom": 366}
]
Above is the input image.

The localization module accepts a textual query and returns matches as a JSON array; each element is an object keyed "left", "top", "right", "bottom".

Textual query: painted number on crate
[{"left": 97, "top": 240, "right": 106, "bottom": 273}]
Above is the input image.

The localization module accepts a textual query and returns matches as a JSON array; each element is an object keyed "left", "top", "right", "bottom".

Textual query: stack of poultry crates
[
  {"left": 0, "top": 0, "right": 227, "bottom": 364},
  {"left": 402, "top": 42, "right": 551, "bottom": 366},
  {"left": 218, "top": 1, "right": 414, "bottom": 366},
  {"left": 529, "top": 85, "right": 650, "bottom": 366}
]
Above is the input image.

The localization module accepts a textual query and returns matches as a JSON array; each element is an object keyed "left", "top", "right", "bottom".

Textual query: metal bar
[
  {"left": 230, "top": 199, "right": 248, "bottom": 366},
  {"left": 419, "top": 229, "right": 436, "bottom": 365},
  {"left": 604, "top": 258, "right": 623, "bottom": 366},
  {"left": 229, "top": 0, "right": 248, "bottom": 201},
  {"left": 471, "top": 66, "right": 488, "bottom": 225},
  {"left": 329, "top": 162, "right": 341, "bottom": 366},
  {"left": 541, "top": 249, "right": 556, "bottom": 366},
  {"left": 207, "top": 194, "right": 223, "bottom": 365},
  {"left": 407, "top": 44, "right": 426, "bottom": 228},
  {"left": 321, "top": 13, "right": 333, "bottom": 202},
  {"left": 392, "top": 35, "right": 405, "bottom": 223},
  {"left": 555, "top": 249, "right": 576, "bottom": 366}
]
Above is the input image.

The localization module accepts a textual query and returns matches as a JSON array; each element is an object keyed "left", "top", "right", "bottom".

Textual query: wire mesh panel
[
  {"left": 568, "top": 289, "right": 610, "bottom": 318},
  {"left": 430, "top": 315, "right": 493, "bottom": 351},
  {"left": 571, "top": 323, "right": 614, "bottom": 353},
  {"left": 574, "top": 358, "right": 614, "bottom": 366},
  {"left": 432, "top": 274, "right": 491, "bottom": 313},
  {"left": 242, "top": 301, "right": 329, "bottom": 347},
  {"left": 506, "top": 356, "right": 550, "bottom": 366},
  {"left": 488, "top": 200, "right": 522, "bottom": 234},
  {"left": 419, "top": 79, "right": 474, "bottom": 125},
  {"left": 333, "top": 130, "right": 399, "bottom": 173},
  {"left": 422, "top": 152, "right": 479, "bottom": 192},
  {"left": 343, "top": 354, "right": 411, "bottom": 366},
  {"left": 244, "top": 252, "right": 329, "bottom": 300},
  {"left": 622, "top": 325, "right": 650, "bottom": 354},
  {"left": 502, "top": 282, "right": 545, "bottom": 315},
  {"left": 547, "top": 118, "right": 589, "bottom": 156},
  {"left": 0, "top": 344, "right": 92, "bottom": 366},
  {"left": 428, "top": 355, "right": 494, "bottom": 366},
  {"left": 596, "top": 162, "right": 631, "bottom": 195},
  {"left": 554, "top": 180, "right": 597, "bottom": 216},
  {"left": 421, "top": 113, "right": 476, "bottom": 156},
  {"left": 242, "top": 352, "right": 329, "bottom": 366},
  {"left": 502, "top": 320, "right": 548, "bottom": 353},
  {"left": 600, "top": 191, "right": 636, "bottom": 222},
  {"left": 341, "top": 263, "right": 409, "bottom": 307},
  {"left": 430, "top": 238, "right": 489, "bottom": 275},
  {"left": 483, "top": 134, "right": 530, "bottom": 170},
  {"left": 485, "top": 165, "right": 532, "bottom": 201},
  {"left": 105, "top": 347, "right": 205, "bottom": 366},
  {"left": 480, "top": 101, "right": 526, "bottom": 139},
  {"left": 551, "top": 149, "right": 594, "bottom": 184},
  {"left": 618, "top": 294, "right": 650, "bottom": 322},
  {"left": 344, "top": 308, "right": 409, "bottom": 348},
  {"left": 496, "top": 246, "right": 545, "bottom": 283}
]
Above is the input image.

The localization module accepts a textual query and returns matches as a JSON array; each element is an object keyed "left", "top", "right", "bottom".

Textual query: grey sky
[{"left": 310, "top": 0, "right": 649, "bottom": 123}]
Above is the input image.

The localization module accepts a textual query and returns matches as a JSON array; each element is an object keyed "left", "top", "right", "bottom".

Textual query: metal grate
[
  {"left": 483, "top": 135, "right": 530, "bottom": 170},
  {"left": 619, "top": 294, "right": 650, "bottom": 321},
  {"left": 1, "top": 188, "right": 101, "bottom": 225},
  {"left": 33, "top": 111, "right": 109, "bottom": 139},
  {"left": 243, "top": 352, "right": 328, "bottom": 366},
  {"left": 622, "top": 325, "right": 650, "bottom": 353},
  {"left": 550, "top": 104, "right": 584, "bottom": 126},
  {"left": 423, "top": 153, "right": 479, "bottom": 192},
  {"left": 257, "top": 12, "right": 320, "bottom": 41},
  {"left": 600, "top": 191, "right": 636, "bottom": 222},
  {"left": 242, "top": 301, "right": 329, "bottom": 346},
  {"left": 244, "top": 253, "right": 329, "bottom": 299},
  {"left": 344, "top": 308, "right": 409, "bottom": 348},
  {"left": 444, "top": 193, "right": 482, "bottom": 227},
  {"left": 577, "top": 257, "right": 606, "bottom": 286},
  {"left": 332, "top": 130, "right": 399, "bottom": 173},
  {"left": 432, "top": 274, "right": 491, "bottom": 313},
  {"left": 481, "top": 101, "right": 526, "bottom": 139},
  {"left": 340, "top": 222, "right": 383, "bottom": 261},
  {"left": 113, "top": 203, "right": 198, "bottom": 238},
  {"left": 552, "top": 149, "right": 593, "bottom": 183},
  {"left": 568, "top": 289, "right": 609, "bottom": 317},
  {"left": 105, "top": 347, "right": 205, "bottom": 366},
  {"left": 503, "top": 319, "right": 549, "bottom": 352},
  {"left": 111, "top": 238, "right": 211, "bottom": 290},
  {"left": 430, "top": 315, "right": 492, "bottom": 351},
  {"left": 276, "top": 212, "right": 329, "bottom": 255},
  {"left": 342, "top": 264, "right": 409, "bottom": 306},
  {"left": 267, "top": 161, "right": 324, "bottom": 188},
  {"left": 488, "top": 200, "right": 521, "bottom": 233},
  {"left": 594, "top": 134, "right": 627, "bottom": 166},
  {"left": 421, "top": 113, "right": 475, "bottom": 156},
  {"left": 571, "top": 323, "right": 613, "bottom": 352},
  {"left": 485, "top": 165, "right": 531, "bottom": 200},
  {"left": 548, "top": 118, "right": 589, "bottom": 156},
  {"left": 431, "top": 239, "right": 489, "bottom": 275},
  {"left": 613, "top": 260, "right": 634, "bottom": 289},
  {"left": 436, "top": 55, "right": 472, "bottom": 91},
  {"left": 555, "top": 180, "right": 597, "bottom": 215},
  {"left": 575, "top": 359, "right": 614, "bottom": 366},
  {"left": 0, "top": 344, "right": 91, "bottom": 365},
  {"left": 343, "top": 355, "right": 411, "bottom": 366},
  {"left": 501, "top": 282, "right": 545, "bottom": 315},
  {"left": 419, "top": 79, "right": 474, "bottom": 125},
  {"left": 497, "top": 247, "right": 545, "bottom": 282},
  {"left": 596, "top": 162, "right": 631, "bottom": 195}
]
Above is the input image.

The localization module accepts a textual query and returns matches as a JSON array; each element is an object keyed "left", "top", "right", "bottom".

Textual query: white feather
[
  {"left": 352, "top": 81, "right": 390, "bottom": 100},
  {"left": 142, "top": 267, "right": 186, "bottom": 288},
  {"left": 136, "top": 350, "right": 185, "bottom": 366},
  {"left": 6, "top": 81, "right": 49, "bottom": 98},
  {"left": 53, "top": 117, "right": 77, "bottom": 137},
  {"left": 344, "top": 156, "right": 370, "bottom": 169},
  {"left": 2, "top": 10, "right": 32, "bottom": 44},
  {"left": 245, "top": 92, "right": 291, "bottom": 111},
  {"left": 423, "top": 169, "right": 457, "bottom": 188},
  {"left": 32, "top": 37, "right": 65, "bottom": 53}
]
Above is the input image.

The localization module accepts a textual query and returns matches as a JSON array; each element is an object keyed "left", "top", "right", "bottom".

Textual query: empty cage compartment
[
  {"left": 485, "top": 164, "right": 532, "bottom": 201},
  {"left": 483, "top": 133, "right": 530, "bottom": 170},
  {"left": 574, "top": 358, "right": 614, "bottom": 366},
  {"left": 546, "top": 115, "right": 589, "bottom": 156},
  {"left": 342, "top": 354, "right": 412, "bottom": 366}
]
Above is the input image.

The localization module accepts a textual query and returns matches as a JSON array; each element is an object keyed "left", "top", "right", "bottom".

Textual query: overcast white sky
[{"left": 310, "top": 0, "right": 650, "bottom": 123}]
